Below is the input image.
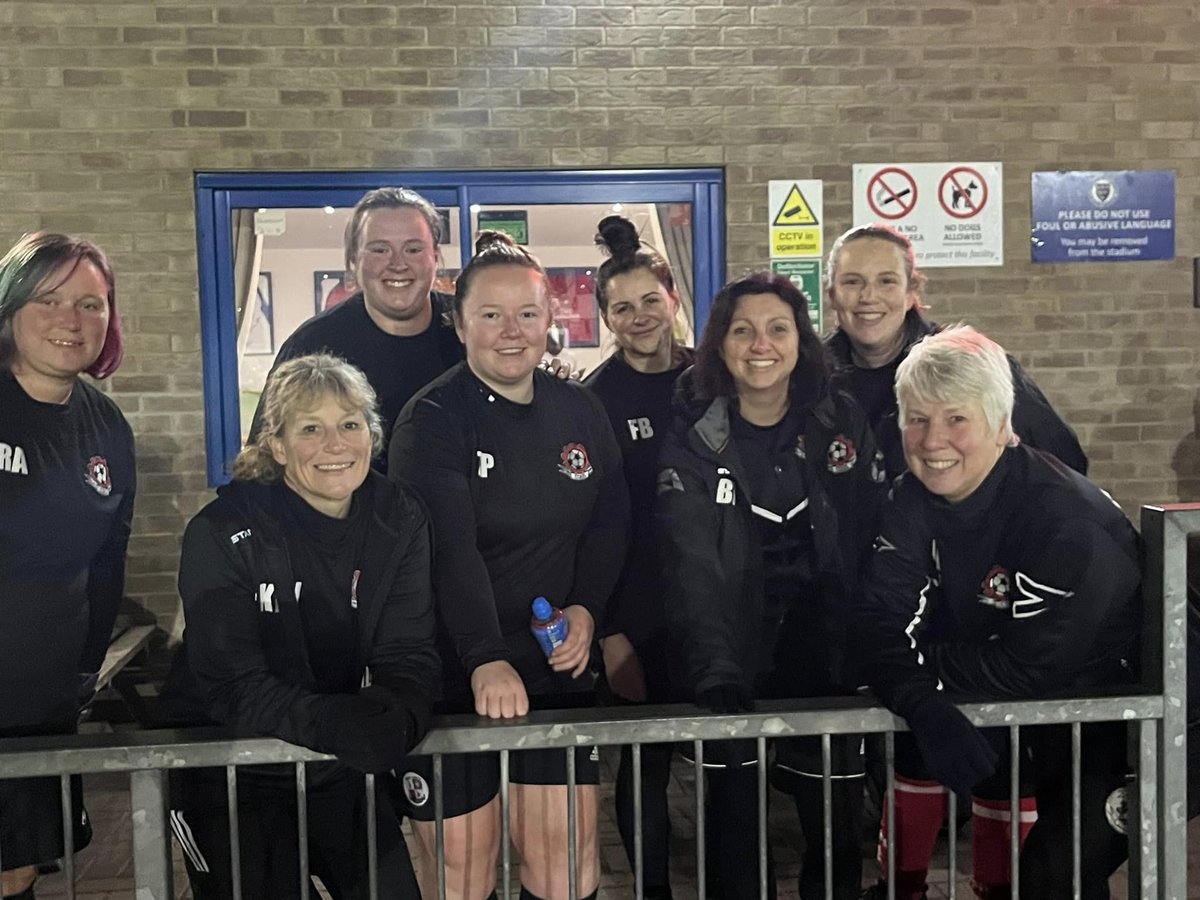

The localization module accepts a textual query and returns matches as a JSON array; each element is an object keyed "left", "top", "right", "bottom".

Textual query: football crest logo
[
  {"left": 978, "top": 565, "right": 1011, "bottom": 609},
  {"left": 402, "top": 772, "right": 429, "bottom": 806},
  {"left": 558, "top": 442, "right": 593, "bottom": 480},
  {"left": 84, "top": 455, "right": 112, "bottom": 496},
  {"left": 826, "top": 436, "right": 856, "bottom": 474}
]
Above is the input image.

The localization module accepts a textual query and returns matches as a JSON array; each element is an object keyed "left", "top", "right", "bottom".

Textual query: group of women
[{"left": 0, "top": 212, "right": 1102, "bottom": 900}]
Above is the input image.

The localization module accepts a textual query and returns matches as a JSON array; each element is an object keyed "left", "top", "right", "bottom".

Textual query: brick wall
[{"left": 2, "top": 0, "right": 1197, "bottom": 623}]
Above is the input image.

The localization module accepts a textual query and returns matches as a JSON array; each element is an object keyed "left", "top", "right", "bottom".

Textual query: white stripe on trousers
[{"left": 170, "top": 809, "right": 211, "bottom": 874}]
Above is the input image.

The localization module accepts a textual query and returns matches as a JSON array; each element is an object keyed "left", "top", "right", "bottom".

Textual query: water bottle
[{"left": 530, "top": 596, "right": 569, "bottom": 657}]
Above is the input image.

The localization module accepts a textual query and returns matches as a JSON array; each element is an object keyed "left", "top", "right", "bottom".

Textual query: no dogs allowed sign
[{"left": 852, "top": 162, "right": 1004, "bottom": 268}]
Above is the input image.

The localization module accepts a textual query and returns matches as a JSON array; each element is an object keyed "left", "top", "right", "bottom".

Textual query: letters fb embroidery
[
  {"left": 84, "top": 455, "right": 112, "bottom": 496},
  {"left": 558, "top": 442, "right": 593, "bottom": 480}
]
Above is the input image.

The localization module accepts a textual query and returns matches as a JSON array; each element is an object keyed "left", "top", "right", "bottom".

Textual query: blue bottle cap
[{"left": 531, "top": 596, "right": 553, "bottom": 620}]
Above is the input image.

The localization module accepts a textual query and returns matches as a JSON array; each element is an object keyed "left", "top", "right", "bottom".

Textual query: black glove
[
  {"left": 907, "top": 695, "right": 998, "bottom": 795},
  {"left": 696, "top": 682, "right": 755, "bottom": 714},
  {"left": 316, "top": 686, "right": 415, "bottom": 774}
]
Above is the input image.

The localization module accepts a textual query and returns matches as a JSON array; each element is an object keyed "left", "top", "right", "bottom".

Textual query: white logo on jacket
[
  {"left": 1011, "top": 571, "right": 1068, "bottom": 619},
  {"left": 0, "top": 442, "right": 28, "bottom": 475}
]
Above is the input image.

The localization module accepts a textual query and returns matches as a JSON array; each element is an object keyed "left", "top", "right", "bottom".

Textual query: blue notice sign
[{"left": 1031, "top": 170, "right": 1175, "bottom": 263}]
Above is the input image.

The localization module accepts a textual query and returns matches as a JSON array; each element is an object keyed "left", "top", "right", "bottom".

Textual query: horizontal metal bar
[{"left": 0, "top": 695, "right": 1166, "bottom": 779}]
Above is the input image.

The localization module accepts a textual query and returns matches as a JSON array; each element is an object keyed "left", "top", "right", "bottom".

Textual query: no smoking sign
[{"left": 853, "top": 162, "right": 1004, "bottom": 268}]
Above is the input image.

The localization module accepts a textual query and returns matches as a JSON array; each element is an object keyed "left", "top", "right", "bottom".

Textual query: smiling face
[
  {"left": 10, "top": 258, "right": 110, "bottom": 392},
  {"left": 601, "top": 267, "right": 679, "bottom": 370},
  {"left": 349, "top": 206, "right": 438, "bottom": 335},
  {"left": 720, "top": 291, "right": 800, "bottom": 404},
  {"left": 269, "top": 394, "right": 373, "bottom": 518},
  {"left": 901, "top": 397, "right": 1008, "bottom": 504},
  {"left": 455, "top": 264, "right": 551, "bottom": 403},
  {"left": 829, "top": 237, "right": 919, "bottom": 366}
]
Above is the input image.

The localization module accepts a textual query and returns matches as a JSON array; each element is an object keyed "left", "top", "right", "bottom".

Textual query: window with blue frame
[{"left": 194, "top": 168, "right": 726, "bottom": 485}]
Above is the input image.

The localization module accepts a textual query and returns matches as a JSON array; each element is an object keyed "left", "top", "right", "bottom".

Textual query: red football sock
[
  {"left": 877, "top": 776, "right": 948, "bottom": 900},
  {"left": 969, "top": 795, "right": 1037, "bottom": 899}
]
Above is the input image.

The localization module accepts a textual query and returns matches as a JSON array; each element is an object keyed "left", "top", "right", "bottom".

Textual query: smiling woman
[
  {"left": 655, "top": 272, "right": 884, "bottom": 897},
  {"left": 157, "top": 352, "right": 437, "bottom": 899},
  {"left": 0, "top": 232, "right": 134, "bottom": 898},
  {"left": 389, "top": 232, "right": 630, "bottom": 900}
]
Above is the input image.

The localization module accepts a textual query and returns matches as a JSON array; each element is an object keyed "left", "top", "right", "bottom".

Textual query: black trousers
[
  {"left": 703, "top": 762, "right": 774, "bottom": 900},
  {"left": 614, "top": 741, "right": 675, "bottom": 897},
  {"left": 772, "top": 735, "right": 865, "bottom": 900},
  {"left": 169, "top": 764, "right": 419, "bottom": 900}
]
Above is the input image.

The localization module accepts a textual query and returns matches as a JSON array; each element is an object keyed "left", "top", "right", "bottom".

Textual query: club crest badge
[
  {"left": 84, "top": 455, "right": 112, "bottom": 496},
  {"left": 402, "top": 772, "right": 429, "bottom": 806},
  {"left": 558, "top": 442, "right": 593, "bottom": 481},
  {"left": 978, "top": 565, "right": 1011, "bottom": 609},
  {"left": 826, "top": 435, "right": 857, "bottom": 474}
]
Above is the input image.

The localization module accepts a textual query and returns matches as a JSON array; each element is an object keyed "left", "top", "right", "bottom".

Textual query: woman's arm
[
  {"left": 654, "top": 428, "right": 742, "bottom": 697},
  {"left": 364, "top": 499, "right": 439, "bottom": 747},
  {"left": 389, "top": 396, "right": 511, "bottom": 675}
]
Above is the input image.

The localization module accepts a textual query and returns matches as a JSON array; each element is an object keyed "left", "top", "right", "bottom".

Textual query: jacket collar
[{"left": 826, "top": 310, "right": 936, "bottom": 369}]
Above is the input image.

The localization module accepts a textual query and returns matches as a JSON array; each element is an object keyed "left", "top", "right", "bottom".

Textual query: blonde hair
[{"left": 233, "top": 353, "right": 383, "bottom": 482}]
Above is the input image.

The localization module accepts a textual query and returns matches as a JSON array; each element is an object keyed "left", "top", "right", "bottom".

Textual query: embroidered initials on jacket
[
  {"left": 257, "top": 581, "right": 302, "bottom": 613},
  {"left": 626, "top": 417, "right": 654, "bottom": 440},
  {"left": 715, "top": 467, "right": 736, "bottom": 505},
  {"left": 476, "top": 451, "right": 495, "bottom": 478}
]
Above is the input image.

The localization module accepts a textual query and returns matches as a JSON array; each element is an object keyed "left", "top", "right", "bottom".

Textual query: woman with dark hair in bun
[
  {"left": 582, "top": 214, "right": 692, "bottom": 899},
  {"left": 390, "top": 231, "right": 629, "bottom": 900}
]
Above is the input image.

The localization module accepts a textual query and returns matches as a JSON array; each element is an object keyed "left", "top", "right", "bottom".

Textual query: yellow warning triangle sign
[{"left": 773, "top": 184, "right": 819, "bottom": 226}]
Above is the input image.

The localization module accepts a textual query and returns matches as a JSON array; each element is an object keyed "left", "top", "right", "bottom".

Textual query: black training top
[
  {"left": 390, "top": 362, "right": 630, "bottom": 702},
  {"left": 0, "top": 371, "right": 136, "bottom": 732},
  {"left": 858, "top": 444, "right": 1141, "bottom": 723},
  {"left": 583, "top": 349, "right": 692, "bottom": 644},
  {"left": 252, "top": 292, "right": 462, "bottom": 473}
]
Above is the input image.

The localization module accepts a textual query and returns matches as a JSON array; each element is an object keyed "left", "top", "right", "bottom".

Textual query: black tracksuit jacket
[
  {"left": 857, "top": 444, "right": 1141, "bottom": 722},
  {"left": 827, "top": 312, "right": 1089, "bottom": 479},
  {"left": 158, "top": 473, "right": 438, "bottom": 755},
  {"left": 654, "top": 370, "right": 885, "bottom": 701}
]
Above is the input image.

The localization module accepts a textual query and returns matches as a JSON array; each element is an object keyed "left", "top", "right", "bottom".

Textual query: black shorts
[
  {"left": 397, "top": 746, "right": 601, "bottom": 822},
  {"left": 0, "top": 775, "right": 91, "bottom": 870}
]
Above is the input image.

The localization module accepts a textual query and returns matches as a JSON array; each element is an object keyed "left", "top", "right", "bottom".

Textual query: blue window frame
[{"left": 195, "top": 168, "right": 726, "bottom": 485}]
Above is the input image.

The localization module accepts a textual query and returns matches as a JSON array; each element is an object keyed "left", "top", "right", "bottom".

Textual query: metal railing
[{"left": 0, "top": 504, "right": 1191, "bottom": 900}]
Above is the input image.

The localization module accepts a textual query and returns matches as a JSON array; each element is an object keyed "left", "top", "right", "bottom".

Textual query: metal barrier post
[
  {"left": 1140, "top": 504, "right": 1195, "bottom": 900},
  {"left": 1135, "top": 718, "right": 1160, "bottom": 898},
  {"left": 130, "top": 768, "right": 174, "bottom": 900}
]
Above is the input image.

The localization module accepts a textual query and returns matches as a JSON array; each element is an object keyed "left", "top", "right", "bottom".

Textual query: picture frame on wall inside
[
  {"left": 314, "top": 270, "right": 356, "bottom": 313},
  {"left": 244, "top": 272, "right": 275, "bottom": 355},
  {"left": 546, "top": 268, "right": 599, "bottom": 349}
]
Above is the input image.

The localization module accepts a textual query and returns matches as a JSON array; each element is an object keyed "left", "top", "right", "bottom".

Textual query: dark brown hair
[
  {"left": 693, "top": 272, "right": 829, "bottom": 402},
  {"left": 593, "top": 215, "right": 676, "bottom": 315}
]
